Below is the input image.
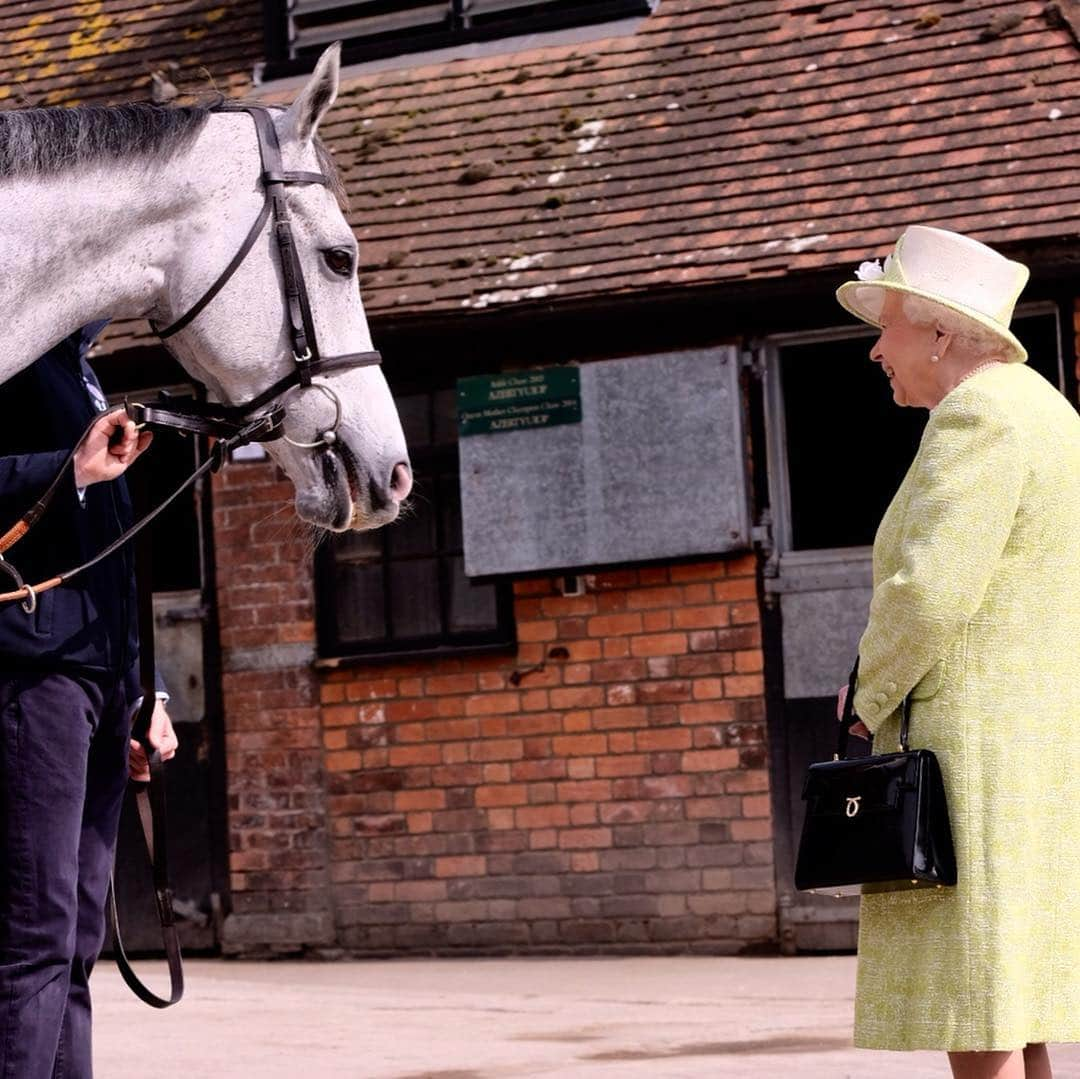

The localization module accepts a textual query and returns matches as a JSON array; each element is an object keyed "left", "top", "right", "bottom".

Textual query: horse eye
[{"left": 323, "top": 248, "right": 354, "bottom": 277}]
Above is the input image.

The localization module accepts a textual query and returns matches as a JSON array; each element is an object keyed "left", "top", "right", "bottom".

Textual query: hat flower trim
[{"left": 854, "top": 254, "right": 891, "bottom": 282}]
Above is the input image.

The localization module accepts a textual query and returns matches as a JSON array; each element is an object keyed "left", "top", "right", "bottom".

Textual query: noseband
[{"left": 134, "top": 103, "right": 381, "bottom": 448}]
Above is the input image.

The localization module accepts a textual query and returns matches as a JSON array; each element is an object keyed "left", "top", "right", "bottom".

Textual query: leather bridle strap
[
  {"left": 148, "top": 102, "right": 383, "bottom": 438},
  {"left": 125, "top": 399, "right": 286, "bottom": 442},
  {"left": 152, "top": 106, "right": 330, "bottom": 345},
  {"left": 248, "top": 105, "right": 321, "bottom": 381},
  {"left": 123, "top": 348, "right": 382, "bottom": 442},
  {"left": 154, "top": 199, "right": 273, "bottom": 340},
  {"left": 226, "top": 350, "right": 383, "bottom": 416}
]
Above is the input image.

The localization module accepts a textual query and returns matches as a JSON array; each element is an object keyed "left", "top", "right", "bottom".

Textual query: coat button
[
  {"left": 874, "top": 691, "right": 887, "bottom": 704},
  {"left": 885, "top": 680, "right": 897, "bottom": 693},
  {"left": 865, "top": 702, "right": 879, "bottom": 714}
]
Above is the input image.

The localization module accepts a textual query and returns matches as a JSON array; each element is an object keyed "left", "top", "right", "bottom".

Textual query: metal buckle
[
  {"left": 280, "top": 377, "right": 342, "bottom": 449},
  {"left": 0, "top": 554, "right": 35, "bottom": 615},
  {"left": 124, "top": 400, "right": 149, "bottom": 431}
]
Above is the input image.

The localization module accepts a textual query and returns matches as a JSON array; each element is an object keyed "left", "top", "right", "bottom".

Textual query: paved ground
[{"left": 93, "top": 955, "right": 1080, "bottom": 1078}]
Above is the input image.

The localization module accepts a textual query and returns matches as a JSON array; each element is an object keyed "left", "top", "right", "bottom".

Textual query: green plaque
[{"left": 457, "top": 367, "right": 582, "bottom": 437}]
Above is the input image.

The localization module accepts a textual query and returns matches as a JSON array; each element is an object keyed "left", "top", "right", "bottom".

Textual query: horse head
[{"left": 157, "top": 45, "right": 410, "bottom": 532}]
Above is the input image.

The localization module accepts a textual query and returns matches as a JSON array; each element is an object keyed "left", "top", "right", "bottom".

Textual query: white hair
[{"left": 899, "top": 293, "right": 1002, "bottom": 357}]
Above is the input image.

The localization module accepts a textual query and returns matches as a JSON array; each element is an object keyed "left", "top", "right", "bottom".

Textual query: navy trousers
[{"left": 0, "top": 669, "right": 132, "bottom": 1079}]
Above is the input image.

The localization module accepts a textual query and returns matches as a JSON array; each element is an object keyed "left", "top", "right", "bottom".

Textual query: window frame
[
  {"left": 313, "top": 390, "right": 517, "bottom": 663},
  {"left": 762, "top": 299, "right": 1067, "bottom": 558}
]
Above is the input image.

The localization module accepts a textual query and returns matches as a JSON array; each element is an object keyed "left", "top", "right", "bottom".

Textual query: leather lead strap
[
  {"left": 106, "top": 466, "right": 183, "bottom": 1008},
  {"left": 0, "top": 412, "right": 100, "bottom": 555},
  {"left": 0, "top": 414, "right": 270, "bottom": 609},
  {"left": 125, "top": 401, "right": 285, "bottom": 442},
  {"left": 126, "top": 351, "right": 382, "bottom": 435},
  {"left": 106, "top": 764, "right": 183, "bottom": 1009},
  {"left": 236, "top": 350, "right": 382, "bottom": 416}
]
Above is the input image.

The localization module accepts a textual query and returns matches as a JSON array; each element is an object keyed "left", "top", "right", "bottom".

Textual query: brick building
[{"left": 3, "top": 0, "right": 1080, "bottom": 956}]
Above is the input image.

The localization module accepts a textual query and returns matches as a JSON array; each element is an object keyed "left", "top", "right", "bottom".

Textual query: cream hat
[{"left": 835, "top": 225, "right": 1030, "bottom": 363}]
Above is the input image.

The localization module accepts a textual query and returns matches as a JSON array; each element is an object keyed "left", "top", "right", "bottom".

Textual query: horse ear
[{"left": 282, "top": 42, "right": 341, "bottom": 145}]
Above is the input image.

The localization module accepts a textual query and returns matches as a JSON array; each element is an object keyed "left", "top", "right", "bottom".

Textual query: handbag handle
[{"left": 836, "top": 654, "right": 912, "bottom": 759}]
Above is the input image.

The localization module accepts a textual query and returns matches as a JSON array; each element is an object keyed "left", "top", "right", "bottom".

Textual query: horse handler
[{"left": 0, "top": 323, "right": 178, "bottom": 1078}]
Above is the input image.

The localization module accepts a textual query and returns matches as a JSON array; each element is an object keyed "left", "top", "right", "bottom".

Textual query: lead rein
[{"left": 0, "top": 407, "right": 274, "bottom": 610}]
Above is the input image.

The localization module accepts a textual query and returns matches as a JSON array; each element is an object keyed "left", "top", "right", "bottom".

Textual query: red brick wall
[
  {"left": 213, "top": 460, "right": 776, "bottom": 955},
  {"left": 212, "top": 461, "right": 335, "bottom": 950}
]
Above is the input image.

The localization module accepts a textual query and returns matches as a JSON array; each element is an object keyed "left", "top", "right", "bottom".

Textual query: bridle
[
  {"left": 0, "top": 101, "right": 388, "bottom": 609},
  {"left": 133, "top": 102, "right": 382, "bottom": 449}
]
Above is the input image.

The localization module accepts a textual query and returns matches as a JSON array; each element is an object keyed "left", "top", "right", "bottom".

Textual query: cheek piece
[{"left": 140, "top": 101, "right": 382, "bottom": 452}]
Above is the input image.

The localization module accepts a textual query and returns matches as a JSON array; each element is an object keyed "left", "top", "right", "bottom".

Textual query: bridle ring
[
  {"left": 0, "top": 554, "right": 36, "bottom": 616},
  {"left": 280, "top": 377, "right": 342, "bottom": 449}
]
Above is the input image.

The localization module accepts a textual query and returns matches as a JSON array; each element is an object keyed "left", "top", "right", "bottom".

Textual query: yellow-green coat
[{"left": 851, "top": 361, "right": 1080, "bottom": 1052}]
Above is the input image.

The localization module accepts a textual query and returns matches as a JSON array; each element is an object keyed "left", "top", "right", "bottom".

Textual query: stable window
[
  {"left": 262, "top": 0, "right": 652, "bottom": 74},
  {"left": 761, "top": 303, "right": 1070, "bottom": 705},
  {"left": 315, "top": 388, "right": 515, "bottom": 659},
  {"left": 772, "top": 305, "right": 1066, "bottom": 553}
]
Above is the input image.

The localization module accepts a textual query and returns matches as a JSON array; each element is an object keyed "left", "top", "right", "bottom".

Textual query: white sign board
[{"left": 458, "top": 347, "right": 750, "bottom": 576}]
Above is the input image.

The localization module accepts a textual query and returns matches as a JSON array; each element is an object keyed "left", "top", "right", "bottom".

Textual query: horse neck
[{"left": 0, "top": 114, "right": 257, "bottom": 381}]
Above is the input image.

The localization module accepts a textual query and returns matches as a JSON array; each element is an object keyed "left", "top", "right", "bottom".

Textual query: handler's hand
[
  {"left": 836, "top": 683, "right": 872, "bottom": 740},
  {"left": 74, "top": 408, "right": 153, "bottom": 487},
  {"left": 129, "top": 700, "right": 179, "bottom": 781}
]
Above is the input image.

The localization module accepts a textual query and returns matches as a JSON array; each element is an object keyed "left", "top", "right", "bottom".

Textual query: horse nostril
[
  {"left": 368, "top": 461, "right": 413, "bottom": 511},
  {"left": 390, "top": 461, "right": 412, "bottom": 502}
]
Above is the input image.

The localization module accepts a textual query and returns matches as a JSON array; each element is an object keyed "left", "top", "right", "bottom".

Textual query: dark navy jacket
[{"left": 0, "top": 324, "right": 139, "bottom": 688}]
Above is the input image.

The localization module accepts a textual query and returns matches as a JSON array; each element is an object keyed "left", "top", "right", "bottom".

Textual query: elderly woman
[{"left": 832, "top": 225, "right": 1080, "bottom": 1079}]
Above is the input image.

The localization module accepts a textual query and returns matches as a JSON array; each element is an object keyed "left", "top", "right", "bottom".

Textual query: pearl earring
[{"left": 930, "top": 354, "right": 940, "bottom": 363}]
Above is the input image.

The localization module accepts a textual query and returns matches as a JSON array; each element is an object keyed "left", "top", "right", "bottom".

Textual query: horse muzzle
[{"left": 296, "top": 440, "right": 410, "bottom": 532}]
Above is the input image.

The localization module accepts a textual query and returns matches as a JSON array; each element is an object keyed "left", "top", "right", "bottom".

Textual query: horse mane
[
  {"left": 0, "top": 100, "right": 347, "bottom": 209},
  {"left": 0, "top": 101, "right": 212, "bottom": 179}
]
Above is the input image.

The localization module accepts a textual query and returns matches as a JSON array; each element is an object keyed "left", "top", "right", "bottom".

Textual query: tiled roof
[
  {"left": 0, "top": 0, "right": 261, "bottom": 108},
  {"left": 306, "top": 0, "right": 1080, "bottom": 315},
  {"left": 4, "top": 0, "right": 1080, "bottom": 342}
]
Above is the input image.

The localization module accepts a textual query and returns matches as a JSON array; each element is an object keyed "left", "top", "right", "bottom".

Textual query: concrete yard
[{"left": 92, "top": 954, "right": 1080, "bottom": 1078}]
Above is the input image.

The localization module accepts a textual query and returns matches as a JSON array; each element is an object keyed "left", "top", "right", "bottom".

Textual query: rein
[
  {"left": 0, "top": 411, "right": 272, "bottom": 611},
  {"left": 0, "top": 102, "right": 388, "bottom": 1007}
]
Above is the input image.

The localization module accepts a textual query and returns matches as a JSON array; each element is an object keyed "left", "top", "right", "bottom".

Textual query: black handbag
[{"left": 793, "top": 655, "right": 958, "bottom": 897}]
